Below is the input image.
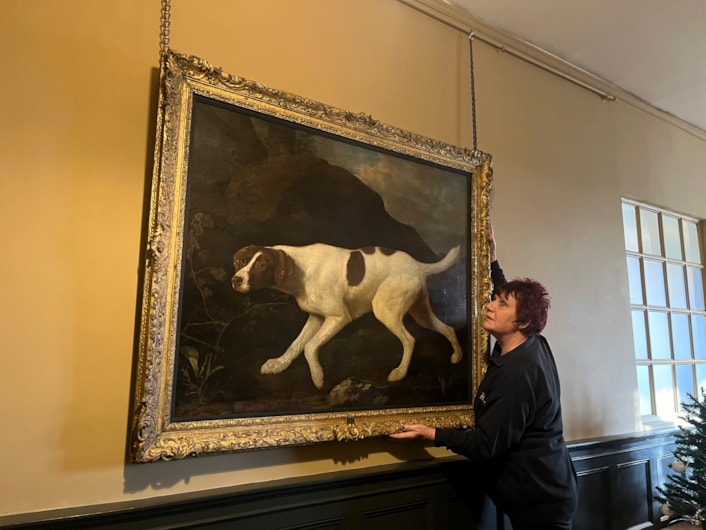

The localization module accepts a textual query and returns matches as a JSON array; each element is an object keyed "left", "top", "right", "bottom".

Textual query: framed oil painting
[{"left": 131, "top": 49, "right": 493, "bottom": 462}]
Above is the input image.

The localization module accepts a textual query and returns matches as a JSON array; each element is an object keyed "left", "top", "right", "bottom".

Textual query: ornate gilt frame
[{"left": 130, "top": 50, "right": 493, "bottom": 462}]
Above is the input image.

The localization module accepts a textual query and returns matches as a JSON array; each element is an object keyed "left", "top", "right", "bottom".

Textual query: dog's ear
[{"left": 273, "top": 249, "right": 294, "bottom": 286}]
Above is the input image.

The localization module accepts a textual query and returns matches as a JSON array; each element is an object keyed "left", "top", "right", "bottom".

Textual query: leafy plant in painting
[{"left": 179, "top": 346, "right": 224, "bottom": 403}]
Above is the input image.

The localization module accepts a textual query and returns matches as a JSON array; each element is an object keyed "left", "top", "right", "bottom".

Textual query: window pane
[
  {"left": 693, "top": 315, "right": 706, "bottom": 359},
  {"left": 676, "top": 364, "right": 695, "bottom": 412},
  {"left": 697, "top": 364, "right": 706, "bottom": 399},
  {"left": 667, "top": 263, "right": 687, "bottom": 308},
  {"left": 672, "top": 313, "right": 692, "bottom": 359},
  {"left": 637, "top": 365, "right": 653, "bottom": 416},
  {"left": 684, "top": 221, "right": 701, "bottom": 263},
  {"left": 627, "top": 256, "right": 644, "bottom": 305},
  {"left": 640, "top": 209, "right": 662, "bottom": 256},
  {"left": 663, "top": 215, "right": 683, "bottom": 259},
  {"left": 622, "top": 203, "right": 639, "bottom": 252},
  {"left": 644, "top": 259, "right": 666, "bottom": 306},
  {"left": 632, "top": 310, "right": 648, "bottom": 359},
  {"left": 653, "top": 364, "right": 675, "bottom": 417},
  {"left": 687, "top": 267, "right": 705, "bottom": 311},
  {"left": 648, "top": 311, "right": 671, "bottom": 359}
]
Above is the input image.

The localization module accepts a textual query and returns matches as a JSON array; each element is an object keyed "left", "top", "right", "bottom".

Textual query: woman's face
[{"left": 483, "top": 292, "right": 522, "bottom": 337}]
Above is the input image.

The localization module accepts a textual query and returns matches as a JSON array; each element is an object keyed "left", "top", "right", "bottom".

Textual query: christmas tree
[{"left": 656, "top": 391, "right": 706, "bottom": 526}]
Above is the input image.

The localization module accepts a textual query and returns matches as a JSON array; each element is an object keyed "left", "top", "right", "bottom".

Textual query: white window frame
[{"left": 622, "top": 199, "right": 706, "bottom": 423}]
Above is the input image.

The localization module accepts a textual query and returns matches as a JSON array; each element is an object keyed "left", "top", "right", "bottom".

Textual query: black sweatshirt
[{"left": 434, "top": 261, "right": 577, "bottom": 523}]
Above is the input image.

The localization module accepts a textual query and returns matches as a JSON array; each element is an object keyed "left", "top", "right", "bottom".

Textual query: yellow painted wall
[{"left": 1, "top": 0, "right": 705, "bottom": 521}]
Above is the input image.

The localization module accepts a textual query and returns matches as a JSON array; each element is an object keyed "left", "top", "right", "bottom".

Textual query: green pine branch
[{"left": 655, "top": 391, "right": 706, "bottom": 523}]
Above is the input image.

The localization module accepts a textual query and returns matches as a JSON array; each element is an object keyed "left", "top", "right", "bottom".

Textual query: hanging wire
[
  {"left": 160, "top": 0, "right": 171, "bottom": 58},
  {"left": 468, "top": 32, "right": 478, "bottom": 152}
]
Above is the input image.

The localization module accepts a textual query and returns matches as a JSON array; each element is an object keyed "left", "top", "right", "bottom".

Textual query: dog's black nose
[{"left": 232, "top": 276, "right": 243, "bottom": 289}]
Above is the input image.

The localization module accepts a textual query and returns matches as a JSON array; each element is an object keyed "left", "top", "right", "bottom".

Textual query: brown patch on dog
[
  {"left": 361, "top": 246, "right": 376, "bottom": 254},
  {"left": 347, "top": 250, "right": 365, "bottom": 286},
  {"left": 379, "top": 247, "right": 396, "bottom": 256}
]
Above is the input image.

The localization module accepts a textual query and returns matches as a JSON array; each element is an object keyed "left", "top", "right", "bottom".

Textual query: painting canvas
[{"left": 131, "top": 50, "right": 493, "bottom": 461}]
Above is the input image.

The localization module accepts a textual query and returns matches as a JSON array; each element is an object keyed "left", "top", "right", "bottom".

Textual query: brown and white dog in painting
[{"left": 231, "top": 243, "right": 463, "bottom": 390}]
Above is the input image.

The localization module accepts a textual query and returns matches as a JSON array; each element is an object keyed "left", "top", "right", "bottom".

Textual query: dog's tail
[{"left": 424, "top": 245, "right": 461, "bottom": 276}]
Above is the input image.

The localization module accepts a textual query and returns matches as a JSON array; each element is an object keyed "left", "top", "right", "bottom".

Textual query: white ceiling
[{"left": 447, "top": 0, "right": 706, "bottom": 135}]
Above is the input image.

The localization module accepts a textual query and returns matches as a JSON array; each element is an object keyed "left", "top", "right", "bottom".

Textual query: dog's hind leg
[
  {"left": 261, "top": 314, "right": 323, "bottom": 375},
  {"left": 408, "top": 289, "right": 463, "bottom": 364}
]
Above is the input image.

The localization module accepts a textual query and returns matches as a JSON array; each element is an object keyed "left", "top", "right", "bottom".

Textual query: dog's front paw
[
  {"left": 260, "top": 358, "right": 288, "bottom": 374},
  {"left": 387, "top": 367, "right": 408, "bottom": 382},
  {"left": 311, "top": 373, "right": 324, "bottom": 390}
]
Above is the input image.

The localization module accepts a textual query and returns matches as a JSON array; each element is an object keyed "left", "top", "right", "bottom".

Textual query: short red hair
[{"left": 496, "top": 278, "right": 551, "bottom": 336}]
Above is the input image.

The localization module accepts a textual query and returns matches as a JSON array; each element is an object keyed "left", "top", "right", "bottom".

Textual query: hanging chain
[
  {"left": 159, "top": 0, "right": 171, "bottom": 58},
  {"left": 468, "top": 32, "right": 478, "bottom": 152}
]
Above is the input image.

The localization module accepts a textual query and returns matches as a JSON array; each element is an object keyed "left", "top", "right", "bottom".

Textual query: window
[{"left": 622, "top": 199, "right": 706, "bottom": 420}]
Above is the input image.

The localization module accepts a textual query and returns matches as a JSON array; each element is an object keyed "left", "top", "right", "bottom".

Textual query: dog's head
[{"left": 231, "top": 245, "right": 294, "bottom": 292}]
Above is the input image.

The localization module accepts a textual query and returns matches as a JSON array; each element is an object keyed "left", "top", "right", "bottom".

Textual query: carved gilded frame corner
[{"left": 130, "top": 49, "right": 493, "bottom": 462}]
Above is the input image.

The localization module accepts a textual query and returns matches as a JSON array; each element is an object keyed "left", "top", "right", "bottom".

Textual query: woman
[{"left": 390, "top": 227, "right": 577, "bottom": 530}]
